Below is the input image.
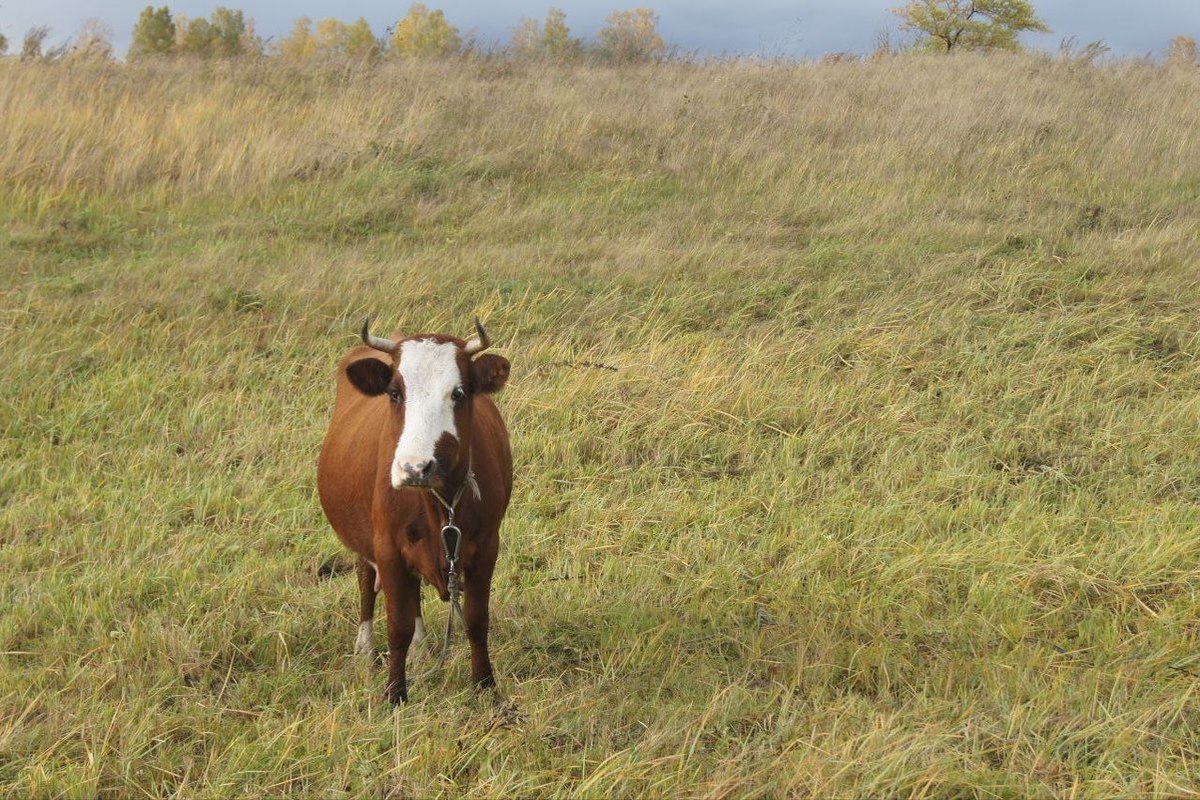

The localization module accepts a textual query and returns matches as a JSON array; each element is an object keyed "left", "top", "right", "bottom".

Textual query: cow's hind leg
[{"left": 354, "top": 556, "right": 377, "bottom": 657}]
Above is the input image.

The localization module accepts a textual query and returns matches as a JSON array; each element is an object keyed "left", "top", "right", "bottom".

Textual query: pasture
[{"left": 2, "top": 54, "right": 1199, "bottom": 796}]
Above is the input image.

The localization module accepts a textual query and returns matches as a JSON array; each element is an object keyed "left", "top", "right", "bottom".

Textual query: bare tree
[{"left": 70, "top": 18, "right": 115, "bottom": 62}]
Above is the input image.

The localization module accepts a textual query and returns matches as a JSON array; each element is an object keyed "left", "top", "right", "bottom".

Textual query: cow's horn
[
  {"left": 464, "top": 317, "right": 490, "bottom": 356},
  {"left": 360, "top": 317, "right": 399, "bottom": 354}
]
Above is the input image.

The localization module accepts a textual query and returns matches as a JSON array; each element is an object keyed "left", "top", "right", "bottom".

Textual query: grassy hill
[{"left": 2, "top": 54, "right": 1199, "bottom": 796}]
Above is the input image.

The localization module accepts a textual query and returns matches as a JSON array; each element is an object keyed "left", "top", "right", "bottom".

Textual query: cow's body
[{"left": 317, "top": 325, "right": 512, "bottom": 703}]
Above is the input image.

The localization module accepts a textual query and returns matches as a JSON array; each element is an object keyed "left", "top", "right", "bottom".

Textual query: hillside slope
[{"left": 2, "top": 55, "right": 1199, "bottom": 796}]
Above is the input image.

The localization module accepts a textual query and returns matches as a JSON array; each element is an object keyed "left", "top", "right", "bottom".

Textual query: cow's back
[{"left": 317, "top": 345, "right": 388, "bottom": 559}]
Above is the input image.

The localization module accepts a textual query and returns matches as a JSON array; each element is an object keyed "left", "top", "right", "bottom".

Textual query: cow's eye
[
  {"left": 451, "top": 387, "right": 466, "bottom": 403},
  {"left": 388, "top": 387, "right": 404, "bottom": 403}
]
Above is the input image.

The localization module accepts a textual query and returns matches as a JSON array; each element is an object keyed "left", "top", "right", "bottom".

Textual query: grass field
[{"left": 2, "top": 53, "right": 1200, "bottom": 796}]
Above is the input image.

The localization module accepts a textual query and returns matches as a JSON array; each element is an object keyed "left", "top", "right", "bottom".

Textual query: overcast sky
[{"left": 3, "top": 1, "right": 1198, "bottom": 59}]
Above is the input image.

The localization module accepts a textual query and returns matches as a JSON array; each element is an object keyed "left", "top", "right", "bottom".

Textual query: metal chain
[
  {"left": 408, "top": 583, "right": 463, "bottom": 683},
  {"left": 408, "top": 459, "right": 473, "bottom": 684}
]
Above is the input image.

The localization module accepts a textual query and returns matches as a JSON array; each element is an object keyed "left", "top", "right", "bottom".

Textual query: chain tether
[{"left": 411, "top": 456, "right": 474, "bottom": 682}]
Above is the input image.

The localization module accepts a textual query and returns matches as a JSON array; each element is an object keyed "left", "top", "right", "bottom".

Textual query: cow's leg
[
  {"left": 378, "top": 557, "right": 420, "bottom": 705},
  {"left": 354, "top": 556, "right": 377, "bottom": 657},
  {"left": 463, "top": 541, "right": 498, "bottom": 691}
]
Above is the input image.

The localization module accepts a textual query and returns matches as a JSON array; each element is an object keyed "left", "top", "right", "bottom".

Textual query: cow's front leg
[
  {"left": 463, "top": 541, "right": 498, "bottom": 691},
  {"left": 378, "top": 557, "right": 421, "bottom": 704}
]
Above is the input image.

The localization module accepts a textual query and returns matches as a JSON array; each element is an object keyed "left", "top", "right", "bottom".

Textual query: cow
[{"left": 317, "top": 318, "right": 512, "bottom": 704}]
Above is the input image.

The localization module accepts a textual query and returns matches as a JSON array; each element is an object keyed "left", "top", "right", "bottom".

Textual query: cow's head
[{"left": 346, "top": 318, "right": 510, "bottom": 491}]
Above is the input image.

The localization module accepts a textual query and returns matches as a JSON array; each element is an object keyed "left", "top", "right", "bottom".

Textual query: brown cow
[{"left": 317, "top": 319, "right": 512, "bottom": 704}]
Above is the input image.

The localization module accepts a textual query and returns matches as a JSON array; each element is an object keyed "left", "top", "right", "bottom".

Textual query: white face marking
[
  {"left": 392, "top": 339, "right": 463, "bottom": 488},
  {"left": 354, "top": 620, "right": 373, "bottom": 656}
]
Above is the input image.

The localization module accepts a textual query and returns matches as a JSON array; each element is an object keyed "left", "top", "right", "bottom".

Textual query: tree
[
  {"left": 20, "top": 26, "right": 67, "bottom": 61},
  {"left": 389, "top": 4, "right": 460, "bottom": 58},
  {"left": 315, "top": 17, "right": 345, "bottom": 52},
  {"left": 1167, "top": 35, "right": 1197, "bottom": 66},
  {"left": 128, "top": 6, "right": 175, "bottom": 59},
  {"left": 176, "top": 7, "right": 261, "bottom": 58},
  {"left": 892, "top": 0, "right": 1049, "bottom": 52},
  {"left": 512, "top": 7, "right": 581, "bottom": 60},
  {"left": 511, "top": 16, "right": 539, "bottom": 56},
  {"left": 597, "top": 8, "right": 666, "bottom": 63},
  {"left": 342, "top": 18, "right": 380, "bottom": 61},
  {"left": 69, "top": 18, "right": 115, "bottom": 62},
  {"left": 278, "top": 18, "right": 317, "bottom": 59},
  {"left": 542, "top": 9, "right": 579, "bottom": 59},
  {"left": 0, "top": 31, "right": 8, "bottom": 57},
  {"left": 176, "top": 15, "right": 214, "bottom": 56},
  {"left": 21, "top": 26, "right": 47, "bottom": 61},
  {"left": 209, "top": 7, "right": 258, "bottom": 57},
  {"left": 280, "top": 17, "right": 379, "bottom": 61}
]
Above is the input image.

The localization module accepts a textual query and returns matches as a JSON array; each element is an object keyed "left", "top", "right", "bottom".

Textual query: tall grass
[{"left": 2, "top": 53, "right": 1199, "bottom": 796}]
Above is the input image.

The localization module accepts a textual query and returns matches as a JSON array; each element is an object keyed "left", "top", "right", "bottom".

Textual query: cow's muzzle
[{"left": 394, "top": 457, "right": 437, "bottom": 488}]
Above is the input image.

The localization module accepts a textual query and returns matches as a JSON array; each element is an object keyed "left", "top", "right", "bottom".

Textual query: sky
[{"left": 2, "top": 0, "right": 1198, "bottom": 59}]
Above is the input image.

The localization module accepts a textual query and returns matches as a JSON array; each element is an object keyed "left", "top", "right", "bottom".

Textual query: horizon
[{"left": 2, "top": 1, "right": 1198, "bottom": 61}]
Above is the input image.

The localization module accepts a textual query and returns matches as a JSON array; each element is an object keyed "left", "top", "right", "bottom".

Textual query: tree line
[
  {"left": 2, "top": 4, "right": 668, "bottom": 65},
  {"left": 3, "top": 1, "right": 1198, "bottom": 66}
]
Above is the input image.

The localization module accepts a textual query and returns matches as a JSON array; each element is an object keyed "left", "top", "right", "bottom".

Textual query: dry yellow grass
[{"left": 2, "top": 53, "right": 1199, "bottom": 796}]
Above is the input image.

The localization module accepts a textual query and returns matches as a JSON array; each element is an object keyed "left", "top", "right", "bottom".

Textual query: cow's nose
[{"left": 402, "top": 459, "right": 436, "bottom": 483}]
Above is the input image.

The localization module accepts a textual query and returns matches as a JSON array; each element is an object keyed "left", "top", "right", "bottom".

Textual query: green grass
[{"left": 2, "top": 53, "right": 1200, "bottom": 796}]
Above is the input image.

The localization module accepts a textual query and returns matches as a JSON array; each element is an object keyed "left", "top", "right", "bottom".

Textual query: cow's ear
[
  {"left": 471, "top": 354, "right": 510, "bottom": 394},
  {"left": 346, "top": 357, "right": 393, "bottom": 396}
]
